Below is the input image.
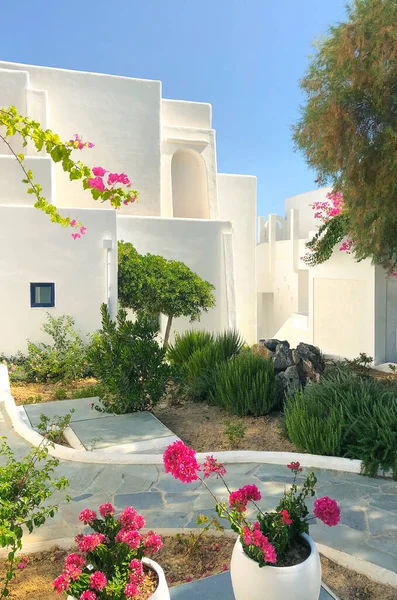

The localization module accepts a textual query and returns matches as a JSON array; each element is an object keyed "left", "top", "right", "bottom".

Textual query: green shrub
[
  {"left": 176, "top": 329, "right": 244, "bottom": 402},
  {"left": 211, "top": 352, "right": 276, "bottom": 416},
  {"left": 54, "top": 388, "right": 67, "bottom": 400},
  {"left": 285, "top": 368, "right": 397, "bottom": 478},
  {"left": 224, "top": 420, "right": 247, "bottom": 448},
  {"left": 167, "top": 330, "right": 214, "bottom": 366},
  {"left": 68, "top": 383, "right": 103, "bottom": 400},
  {"left": 24, "top": 314, "right": 89, "bottom": 383},
  {"left": 88, "top": 304, "right": 171, "bottom": 414}
]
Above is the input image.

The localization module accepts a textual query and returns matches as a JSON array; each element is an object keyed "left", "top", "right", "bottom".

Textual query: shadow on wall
[{"left": 171, "top": 149, "right": 209, "bottom": 219}]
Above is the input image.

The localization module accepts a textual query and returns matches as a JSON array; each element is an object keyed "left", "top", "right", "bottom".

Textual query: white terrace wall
[
  {"left": 116, "top": 216, "right": 233, "bottom": 344},
  {"left": 218, "top": 174, "right": 257, "bottom": 345},
  {"left": 0, "top": 207, "right": 117, "bottom": 355},
  {"left": 0, "top": 61, "right": 162, "bottom": 216}
]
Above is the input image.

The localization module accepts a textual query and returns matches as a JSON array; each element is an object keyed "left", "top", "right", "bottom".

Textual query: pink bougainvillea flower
[
  {"left": 118, "top": 506, "right": 146, "bottom": 530},
  {"left": 80, "top": 226, "right": 87, "bottom": 235},
  {"left": 69, "top": 219, "right": 78, "bottom": 227},
  {"left": 281, "top": 509, "right": 292, "bottom": 525},
  {"left": 314, "top": 497, "right": 341, "bottom": 527},
  {"left": 88, "top": 176, "right": 105, "bottom": 193},
  {"left": 17, "top": 556, "right": 28, "bottom": 569},
  {"left": 163, "top": 440, "right": 201, "bottom": 483},
  {"left": 92, "top": 166, "right": 107, "bottom": 177},
  {"left": 143, "top": 530, "right": 163, "bottom": 553},
  {"left": 287, "top": 462, "right": 302, "bottom": 472},
  {"left": 229, "top": 484, "right": 261, "bottom": 512},
  {"left": 115, "top": 529, "right": 141, "bottom": 549},
  {"left": 99, "top": 503, "right": 115, "bottom": 518},
  {"left": 263, "top": 543, "right": 277, "bottom": 564},
  {"left": 87, "top": 141, "right": 95, "bottom": 148},
  {"left": 76, "top": 533, "right": 105, "bottom": 553},
  {"left": 80, "top": 592, "right": 97, "bottom": 600},
  {"left": 72, "top": 232, "right": 81, "bottom": 240},
  {"left": 78, "top": 509, "right": 97, "bottom": 525},
  {"left": 53, "top": 573, "right": 70, "bottom": 593},
  {"left": 129, "top": 559, "right": 145, "bottom": 586},
  {"left": 124, "top": 583, "right": 138, "bottom": 598},
  {"left": 203, "top": 455, "right": 227, "bottom": 479},
  {"left": 243, "top": 526, "right": 253, "bottom": 545},
  {"left": 107, "top": 172, "right": 130, "bottom": 186},
  {"left": 89, "top": 571, "right": 107, "bottom": 591},
  {"left": 65, "top": 553, "right": 85, "bottom": 569}
]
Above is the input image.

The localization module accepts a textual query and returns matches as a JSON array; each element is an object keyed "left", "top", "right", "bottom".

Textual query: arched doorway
[{"left": 171, "top": 150, "right": 209, "bottom": 218}]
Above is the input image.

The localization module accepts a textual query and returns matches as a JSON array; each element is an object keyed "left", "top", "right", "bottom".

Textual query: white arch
[{"left": 171, "top": 149, "right": 209, "bottom": 219}]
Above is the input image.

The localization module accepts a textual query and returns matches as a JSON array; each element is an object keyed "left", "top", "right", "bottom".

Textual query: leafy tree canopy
[
  {"left": 293, "top": 0, "right": 397, "bottom": 272},
  {"left": 118, "top": 241, "right": 216, "bottom": 344}
]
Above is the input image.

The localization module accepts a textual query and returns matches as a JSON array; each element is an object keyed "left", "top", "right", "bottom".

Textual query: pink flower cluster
[
  {"left": 75, "top": 533, "right": 105, "bottom": 553},
  {"left": 70, "top": 218, "right": 87, "bottom": 240},
  {"left": 143, "top": 530, "right": 163, "bottom": 553},
  {"left": 281, "top": 509, "right": 292, "bottom": 525},
  {"left": 163, "top": 440, "right": 201, "bottom": 483},
  {"left": 17, "top": 556, "right": 28, "bottom": 570},
  {"left": 68, "top": 133, "right": 95, "bottom": 150},
  {"left": 229, "top": 484, "right": 261, "bottom": 512},
  {"left": 313, "top": 192, "right": 344, "bottom": 222},
  {"left": 314, "top": 496, "right": 341, "bottom": 527},
  {"left": 115, "top": 529, "right": 141, "bottom": 549},
  {"left": 243, "top": 522, "right": 277, "bottom": 564},
  {"left": 53, "top": 553, "right": 86, "bottom": 593},
  {"left": 203, "top": 455, "right": 227, "bottom": 478},
  {"left": 90, "top": 571, "right": 107, "bottom": 591},
  {"left": 80, "top": 592, "right": 96, "bottom": 600},
  {"left": 79, "top": 508, "right": 97, "bottom": 525},
  {"left": 87, "top": 166, "right": 136, "bottom": 207},
  {"left": 287, "top": 461, "right": 303, "bottom": 473},
  {"left": 119, "top": 506, "right": 146, "bottom": 530}
]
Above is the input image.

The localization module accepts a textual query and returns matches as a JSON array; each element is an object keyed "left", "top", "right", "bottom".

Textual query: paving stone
[
  {"left": 369, "top": 494, "right": 397, "bottom": 513},
  {"left": 89, "top": 465, "right": 158, "bottom": 494},
  {"left": 144, "top": 511, "right": 191, "bottom": 529},
  {"left": 366, "top": 532, "right": 397, "bottom": 556},
  {"left": 380, "top": 483, "right": 397, "bottom": 495},
  {"left": 186, "top": 510, "right": 231, "bottom": 529},
  {"left": 54, "top": 463, "right": 105, "bottom": 491},
  {"left": 23, "top": 398, "right": 108, "bottom": 428},
  {"left": 220, "top": 463, "right": 260, "bottom": 476},
  {"left": 164, "top": 493, "right": 200, "bottom": 506},
  {"left": 154, "top": 477, "right": 202, "bottom": 494},
  {"left": 340, "top": 507, "right": 368, "bottom": 532},
  {"left": 71, "top": 493, "right": 93, "bottom": 503},
  {"left": 115, "top": 492, "right": 164, "bottom": 510},
  {"left": 314, "top": 483, "right": 372, "bottom": 503},
  {"left": 367, "top": 509, "right": 397, "bottom": 534}
]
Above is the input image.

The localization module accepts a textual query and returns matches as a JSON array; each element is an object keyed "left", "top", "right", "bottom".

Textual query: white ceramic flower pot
[
  {"left": 230, "top": 533, "right": 321, "bottom": 600},
  {"left": 67, "top": 557, "right": 170, "bottom": 600}
]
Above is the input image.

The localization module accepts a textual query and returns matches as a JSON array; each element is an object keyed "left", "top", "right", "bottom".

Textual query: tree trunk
[{"left": 163, "top": 315, "right": 173, "bottom": 347}]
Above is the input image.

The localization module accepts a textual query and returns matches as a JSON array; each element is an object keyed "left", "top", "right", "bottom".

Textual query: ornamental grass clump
[
  {"left": 53, "top": 503, "right": 163, "bottom": 599},
  {"left": 163, "top": 442, "right": 340, "bottom": 568}
]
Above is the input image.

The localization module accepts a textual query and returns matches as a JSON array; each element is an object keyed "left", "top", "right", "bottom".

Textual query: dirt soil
[
  {"left": 2, "top": 536, "right": 396, "bottom": 600},
  {"left": 154, "top": 399, "right": 297, "bottom": 452},
  {"left": 10, "top": 378, "right": 99, "bottom": 406}
]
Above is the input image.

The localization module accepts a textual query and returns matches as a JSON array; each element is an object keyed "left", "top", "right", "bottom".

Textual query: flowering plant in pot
[
  {"left": 163, "top": 442, "right": 341, "bottom": 600},
  {"left": 53, "top": 503, "right": 169, "bottom": 600}
]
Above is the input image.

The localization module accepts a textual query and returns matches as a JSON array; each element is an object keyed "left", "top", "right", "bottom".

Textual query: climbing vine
[{"left": 0, "top": 106, "right": 138, "bottom": 237}]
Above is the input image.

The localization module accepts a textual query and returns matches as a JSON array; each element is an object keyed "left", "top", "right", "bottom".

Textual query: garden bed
[
  {"left": 154, "top": 399, "right": 297, "bottom": 452},
  {"left": 3, "top": 535, "right": 396, "bottom": 600},
  {"left": 10, "top": 378, "right": 100, "bottom": 406}
]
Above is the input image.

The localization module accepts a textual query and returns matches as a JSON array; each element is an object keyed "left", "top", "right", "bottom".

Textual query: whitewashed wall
[
  {"left": 0, "top": 61, "right": 162, "bottom": 216},
  {"left": 218, "top": 174, "right": 257, "bottom": 344},
  {"left": 0, "top": 207, "right": 117, "bottom": 355},
  {"left": 116, "top": 216, "right": 231, "bottom": 343}
]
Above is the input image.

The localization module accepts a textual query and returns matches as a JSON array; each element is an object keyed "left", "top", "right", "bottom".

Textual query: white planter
[
  {"left": 67, "top": 557, "right": 170, "bottom": 600},
  {"left": 230, "top": 533, "right": 321, "bottom": 600}
]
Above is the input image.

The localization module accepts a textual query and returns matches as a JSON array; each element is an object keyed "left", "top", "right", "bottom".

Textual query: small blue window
[{"left": 30, "top": 283, "right": 55, "bottom": 308}]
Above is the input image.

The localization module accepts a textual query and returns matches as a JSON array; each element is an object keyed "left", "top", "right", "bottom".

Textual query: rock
[
  {"left": 273, "top": 342, "right": 295, "bottom": 373},
  {"left": 295, "top": 343, "right": 325, "bottom": 374},
  {"left": 275, "top": 365, "right": 301, "bottom": 401},
  {"left": 260, "top": 338, "right": 289, "bottom": 352}
]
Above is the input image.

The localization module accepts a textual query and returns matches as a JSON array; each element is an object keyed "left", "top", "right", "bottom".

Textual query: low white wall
[
  {"left": 162, "top": 99, "right": 212, "bottom": 129},
  {"left": 285, "top": 187, "right": 332, "bottom": 239},
  {"left": 0, "top": 206, "right": 117, "bottom": 355},
  {"left": 117, "top": 215, "right": 231, "bottom": 342},
  {"left": 0, "top": 156, "right": 54, "bottom": 206},
  {"left": 218, "top": 174, "right": 257, "bottom": 344}
]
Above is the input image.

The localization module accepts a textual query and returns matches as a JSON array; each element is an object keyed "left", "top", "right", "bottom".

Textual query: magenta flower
[
  {"left": 92, "top": 166, "right": 107, "bottom": 177},
  {"left": 129, "top": 559, "right": 145, "bottom": 586},
  {"left": 89, "top": 571, "right": 107, "bottom": 591},
  {"left": 76, "top": 533, "right": 105, "bottom": 552},
  {"left": 119, "top": 506, "right": 146, "bottom": 530},
  {"left": 314, "top": 497, "right": 341, "bottom": 527},
  {"left": 65, "top": 553, "right": 85, "bottom": 569},
  {"left": 163, "top": 440, "right": 200, "bottom": 483},
  {"left": 229, "top": 485, "right": 261, "bottom": 512},
  {"left": 287, "top": 461, "right": 302, "bottom": 473},
  {"left": 115, "top": 529, "right": 141, "bottom": 549},
  {"left": 80, "top": 226, "right": 87, "bottom": 235},
  {"left": 53, "top": 573, "right": 70, "bottom": 592},
  {"left": 70, "top": 219, "right": 78, "bottom": 227},
  {"left": 80, "top": 591, "right": 97, "bottom": 600},
  {"left": 124, "top": 583, "right": 138, "bottom": 598},
  {"left": 203, "top": 455, "right": 227, "bottom": 479},
  {"left": 99, "top": 503, "right": 115, "bottom": 518},
  {"left": 79, "top": 509, "right": 97, "bottom": 525},
  {"left": 143, "top": 530, "right": 163, "bottom": 553},
  {"left": 281, "top": 509, "right": 292, "bottom": 525},
  {"left": 72, "top": 232, "right": 81, "bottom": 240},
  {"left": 88, "top": 176, "right": 105, "bottom": 193}
]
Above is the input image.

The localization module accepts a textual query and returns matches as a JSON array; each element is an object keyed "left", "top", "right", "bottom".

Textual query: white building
[
  {"left": 256, "top": 188, "right": 397, "bottom": 365},
  {"left": 0, "top": 61, "right": 257, "bottom": 354}
]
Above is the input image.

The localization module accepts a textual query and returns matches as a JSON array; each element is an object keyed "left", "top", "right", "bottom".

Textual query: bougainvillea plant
[
  {"left": 303, "top": 191, "right": 353, "bottom": 267},
  {"left": 0, "top": 106, "right": 138, "bottom": 238},
  {"left": 163, "top": 441, "right": 340, "bottom": 567},
  {"left": 53, "top": 504, "right": 162, "bottom": 599}
]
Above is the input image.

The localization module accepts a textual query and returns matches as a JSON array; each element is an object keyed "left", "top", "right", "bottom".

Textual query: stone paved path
[{"left": 1, "top": 407, "right": 397, "bottom": 574}]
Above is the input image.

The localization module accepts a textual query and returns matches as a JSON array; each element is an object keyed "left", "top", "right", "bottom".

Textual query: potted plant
[
  {"left": 163, "top": 442, "right": 341, "bottom": 600},
  {"left": 53, "top": 503, "right": 170, "bottom": 600}
]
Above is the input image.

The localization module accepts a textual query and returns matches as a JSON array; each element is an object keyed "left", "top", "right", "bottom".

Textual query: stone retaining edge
[
  {"left": 2, "top": 389, "right": 393, "bottom": 480},
  {"left": 1, "top": 530, "right": 395, "bottom": 590}
]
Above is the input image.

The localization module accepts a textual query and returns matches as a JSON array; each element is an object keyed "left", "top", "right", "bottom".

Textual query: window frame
[{"left": 30, "top": 282, "right": 55, "bottom": 308}]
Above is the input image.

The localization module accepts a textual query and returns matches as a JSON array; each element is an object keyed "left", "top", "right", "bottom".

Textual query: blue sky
[{"left": 0, "top": 0, "right": 347, "bottom": 216}]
